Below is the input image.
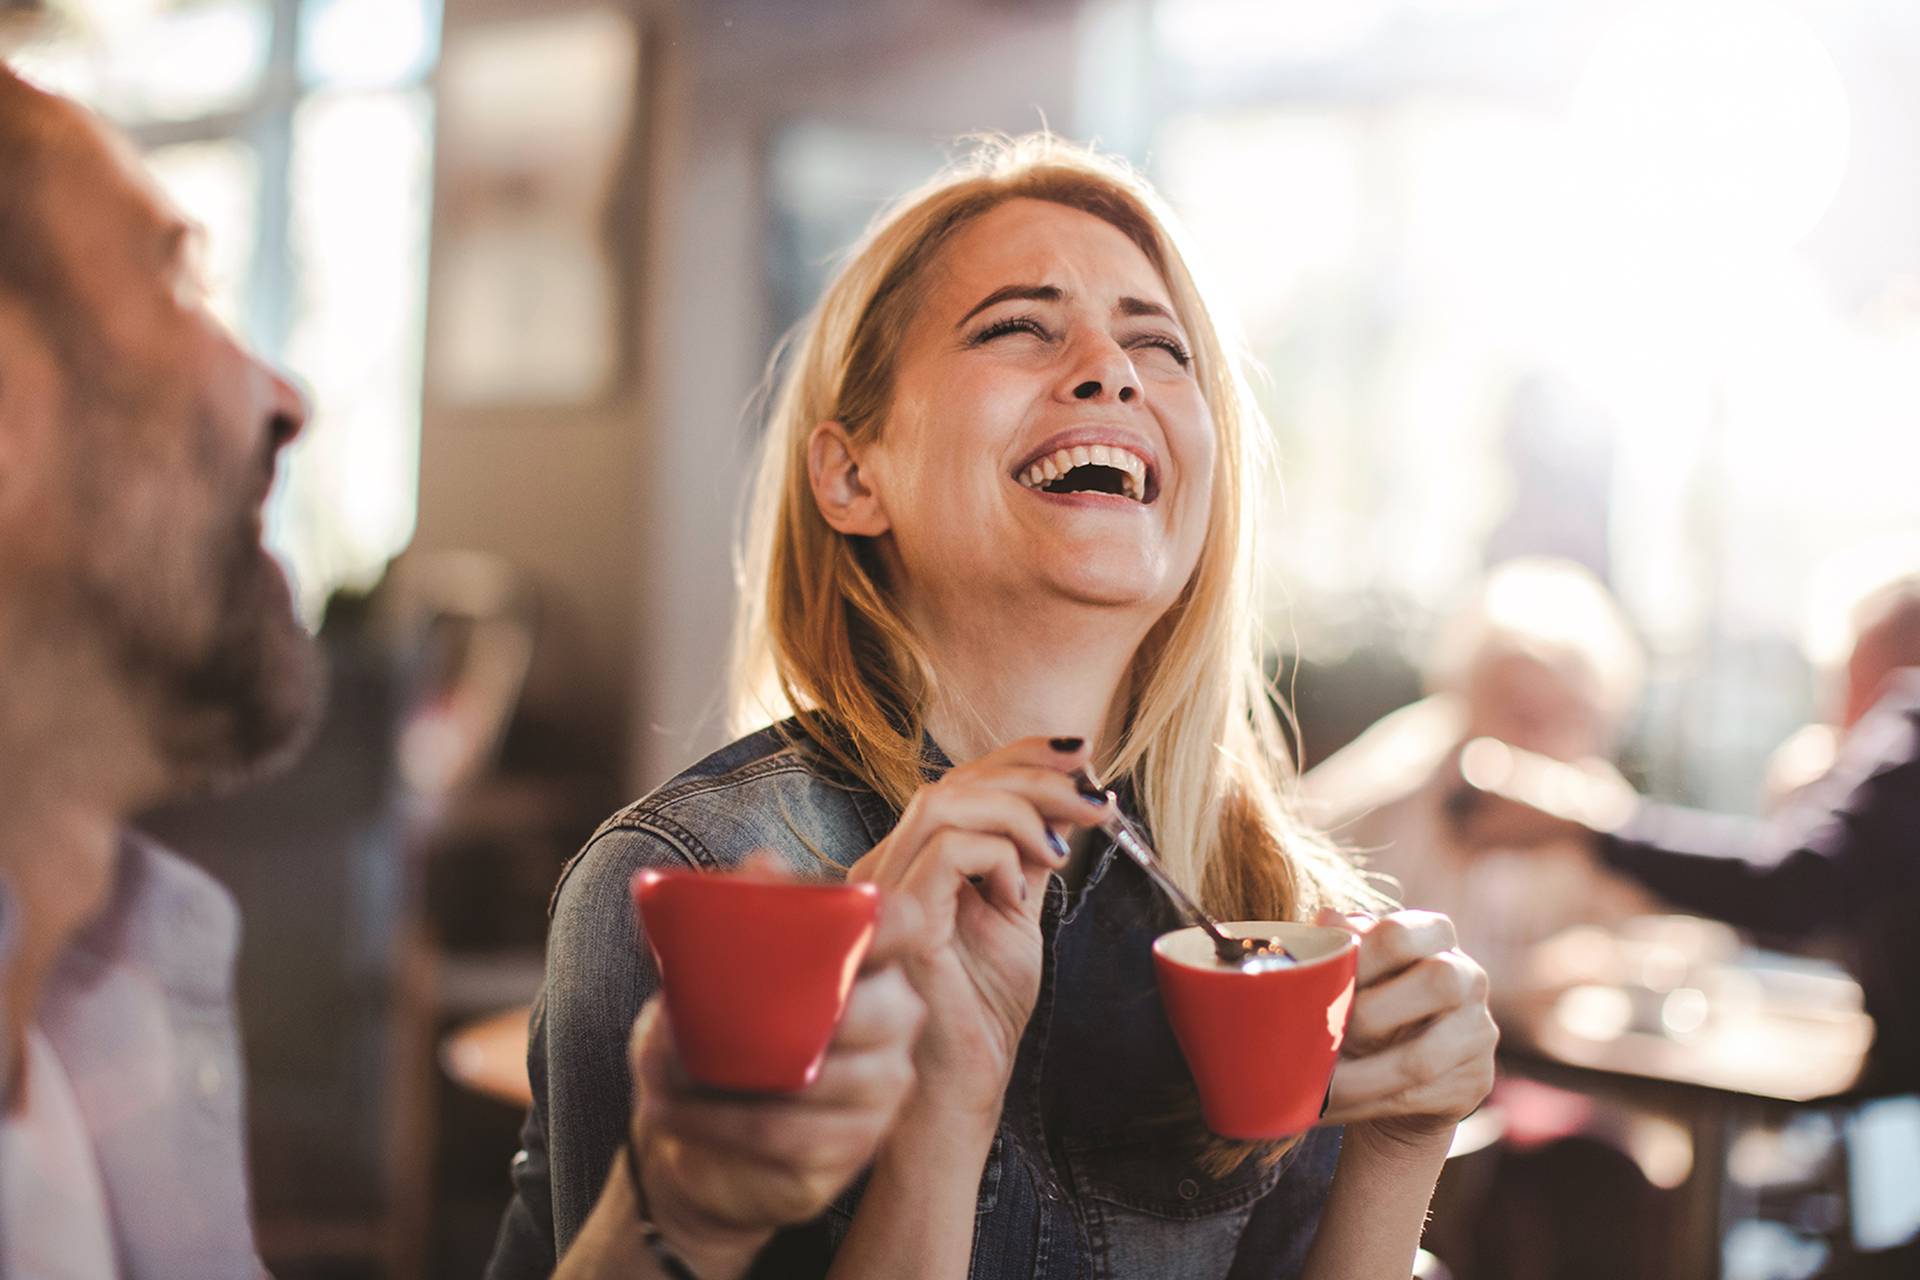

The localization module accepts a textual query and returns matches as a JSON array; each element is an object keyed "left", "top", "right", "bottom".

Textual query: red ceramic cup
[
  {"left": 632, "top": 867, "right": 880, "bottom": 1093},
  {"left": 1153, "top": 922, "right": 1361, "bottom": 1138}
]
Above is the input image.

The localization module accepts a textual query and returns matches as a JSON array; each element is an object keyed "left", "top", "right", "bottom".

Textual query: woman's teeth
[{"left": 1017, "top": 444, "right": 1148, "bottom": 501}]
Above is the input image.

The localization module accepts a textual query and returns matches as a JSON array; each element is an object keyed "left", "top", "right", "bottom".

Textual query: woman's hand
[
  {"left": 847, "top": 736, "right": 1108, "bottom": 1119},
  {"left": 624, "top": 883, "right": 927, "bottom": 1277},
  {"left": 1317, "top": 909, "right": 1498, "bottom": 1159}
]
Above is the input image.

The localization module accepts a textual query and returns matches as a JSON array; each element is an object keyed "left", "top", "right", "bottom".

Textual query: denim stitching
[
  {"left": 546, "top": 819, "right": 707, "bottom": 916},
  {"left": 1067, "top": 1162, "right": 1283, "bottom": 1220},
  {"left": 641, "top": 756, "right": 814, "bottom": 813},
  {"left": 1025, "top": 876, "right": 1068, "bottom": 1277},
  {"left": 1033, "top": 1187, "right": 1053, "bottom": 1279}
]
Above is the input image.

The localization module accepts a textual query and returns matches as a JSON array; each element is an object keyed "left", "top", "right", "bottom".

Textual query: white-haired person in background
[
  {"left": 1306, "top": 559, "right": 1688, "bottom": 1280},
  {"left": 1303, "top": 557, "right": 1666, "bottom": 1004}
]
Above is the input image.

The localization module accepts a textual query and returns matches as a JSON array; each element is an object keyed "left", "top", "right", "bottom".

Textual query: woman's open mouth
[{"left": 1014, "top": 444, "right": 1157, "bottom": 503}]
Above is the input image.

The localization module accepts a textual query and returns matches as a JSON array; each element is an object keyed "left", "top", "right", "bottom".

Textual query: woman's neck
[{"left": 908, "top": 592, "right": 1153, "bottom": 768}]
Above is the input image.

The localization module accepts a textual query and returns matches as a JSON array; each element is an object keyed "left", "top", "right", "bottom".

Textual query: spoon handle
[{"left": 1070, "top": 769, "right": 1242, "bottom": 955}]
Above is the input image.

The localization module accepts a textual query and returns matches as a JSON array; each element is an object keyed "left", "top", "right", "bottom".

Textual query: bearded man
[{"left": 0, "top": 64, "right": 319, "bottom": 1277}]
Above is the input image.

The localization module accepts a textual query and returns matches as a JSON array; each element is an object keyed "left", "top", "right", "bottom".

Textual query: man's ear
[{"left": 807, "top": 421, "right": 891, "bottom": 537}]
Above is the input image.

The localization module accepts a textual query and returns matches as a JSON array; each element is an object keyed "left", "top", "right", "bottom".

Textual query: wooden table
[
  {"left": 441, "top": 1004, "right": 534, "bottom": 1110},
  {"left": 1497, "top": 923, "right": 1873, "bottom": 1279}
]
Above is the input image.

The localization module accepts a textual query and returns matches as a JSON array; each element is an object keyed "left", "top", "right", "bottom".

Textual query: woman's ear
[{"left": 807, "top": 421, "right": 891, "bottom": 537}]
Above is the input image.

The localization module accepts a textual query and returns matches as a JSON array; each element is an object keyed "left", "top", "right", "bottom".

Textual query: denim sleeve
[
  {"left": 485, "top": 991, "right": 557, "bottom": 1279},
  {"left": 484, "top": 824, "right": 699, "bottom": 1273}
]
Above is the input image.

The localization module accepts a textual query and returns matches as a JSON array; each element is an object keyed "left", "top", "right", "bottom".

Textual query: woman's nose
[
  {"left": 1056, "top": 338, "right": 1140, "bottom": 406},
  {"left": 1070, "top": 378, "right": 1136, "bottom": 404}
]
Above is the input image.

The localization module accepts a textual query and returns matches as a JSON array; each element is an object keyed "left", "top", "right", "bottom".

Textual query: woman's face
[{"left": 841, "top": 198, "right": 1216, "bottom": 629}]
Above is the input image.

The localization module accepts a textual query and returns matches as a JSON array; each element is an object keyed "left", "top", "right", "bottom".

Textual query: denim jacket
[{"left": 486, "top": 722, "right": 1341, "bottom": 1279}]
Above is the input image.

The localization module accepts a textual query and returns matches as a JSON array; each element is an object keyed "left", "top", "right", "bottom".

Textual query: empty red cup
[
  {"left": 1153, "top": 922, "right": 1360, "bottom": 1138},
  {"left": 632, "top": 867, "right": 880, "bottom": 1093}
]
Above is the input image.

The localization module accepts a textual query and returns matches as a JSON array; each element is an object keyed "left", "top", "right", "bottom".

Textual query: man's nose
[{"left": 264, "top": 363, "right": 309, "bottom": 451}]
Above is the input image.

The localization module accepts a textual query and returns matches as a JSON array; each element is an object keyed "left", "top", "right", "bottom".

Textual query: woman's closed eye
[
  {"left": 969, "top": 314, "right": 1054, "bottom": 346},
  {"left": 1127, "top": 331, "right": 1192, "bottom": 370},
  {"left": 969, "top": 315, "right": 1192, "bottom": 373}
]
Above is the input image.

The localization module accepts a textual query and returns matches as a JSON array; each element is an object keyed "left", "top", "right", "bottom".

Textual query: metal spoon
[{"left": 1069, "top": 767, "right": 1296, "bottom": 968}]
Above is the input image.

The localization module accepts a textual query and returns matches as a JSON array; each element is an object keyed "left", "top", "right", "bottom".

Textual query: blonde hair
[{"left": 731, "top": 133, "right": 1379, "bottom": 927}]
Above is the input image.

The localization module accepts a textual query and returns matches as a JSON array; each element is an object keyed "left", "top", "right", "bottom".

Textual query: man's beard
[
  {"left": 144, "top": 502, "right": 324, "bottom": 790},
  {"left": 70, "top": 437, "right": 324, "bottom": 796}
]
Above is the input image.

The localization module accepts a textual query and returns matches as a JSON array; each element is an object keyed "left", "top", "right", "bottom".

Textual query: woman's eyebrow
[
  {"left": 956, "top": 283, "right": 1062, "bottom": 327},
  {"left": 1117, "top": 295, "right": 1177, "bottom": 323},
  {"left": 953, "top": 284, "right": 1181, "bottom": 329}
]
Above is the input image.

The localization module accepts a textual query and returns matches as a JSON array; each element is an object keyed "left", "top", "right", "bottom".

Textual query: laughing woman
[{"left": 488, "top": 135, "right": 1496, "bottom": 1280}]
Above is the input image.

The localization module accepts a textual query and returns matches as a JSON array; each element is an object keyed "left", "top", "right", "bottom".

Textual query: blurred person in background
[
  {"left": 1459, "top": 555, "right": 1920, "bottom": 1097},
  {"left": 1303, "top": 556, "right": 1664, "bottom": 1003},
  {"left": 1304, "top": 557, "right": 1677, "bottom": 1280},
  {"left": 0, "top": 65, "right": 316, "bottom": 1276},
  {"left": 489, "top": 134, "right": 1496, "bottom": 1280},
  {"left": 1762, "top": 544, "right": 1920, "bottom": 811}
]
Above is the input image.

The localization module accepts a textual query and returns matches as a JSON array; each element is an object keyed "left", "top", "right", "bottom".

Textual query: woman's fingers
[
  {"left": 907, "top": 785, "right": 1064, "bottom": 873},
  {"left": 860, "top": 885, "right": 925, "bottom": 971},
  {"left": 883, "top": 732, "right": 1105, "bottom": 860},
  {"left": 734, "top": 848, "right": 794, "bottom": 882},
  {"left": 1342, "top": 949, "right": 1489, "bottom": 1055},
  {"left": 634, "top": 1020, "right": 917, "bottom": 1177},
  {"left": 888, "top": 772, "right": 1105, "bottom": 875},
  {"left": 641, "top": 1084, "right": 900, "bottom": 1179},
  {"left": 1322, "top": 1001, "right": 1498, "bottom": 1121},
  {"left": 1353, "top": 910, "right": 1458, "bottom": 987},
  {"left": 629, "top": 968, "right": 921, "bottom": 1179},
  {"left": 800, "top": 1039, "right": 918, "bottom": 1111},
  {"left": 850, "top": 736, "right": 1109, "bottom": 901},
  {"left": 906, "top": 828, "right": 1032, "bottom": 916},
  {"left": 1313, "top": 908, "right": 1496, "bottom": 1131},
  {"left": 826, "top": 963, "right": 925, "bottom": 1054}
]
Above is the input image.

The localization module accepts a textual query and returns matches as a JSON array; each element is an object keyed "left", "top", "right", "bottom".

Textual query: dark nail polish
[
  {"left": 1045, "top": 830, "right": 1070, "bottom": 860},
  {"left": 1049, "top": 736, "right": 1084, "bottom": 752},
  {"left": 1075, "top": 777, "right": 1109, "bottom": 803}
]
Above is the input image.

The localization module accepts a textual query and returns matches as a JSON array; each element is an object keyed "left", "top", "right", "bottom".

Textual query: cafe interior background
[{"left": 4, "top": 0, "right": 1920, "bottom": 1275}]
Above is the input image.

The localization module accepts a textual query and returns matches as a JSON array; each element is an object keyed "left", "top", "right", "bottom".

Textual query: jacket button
[{"left": 1177, "top": 1178, "right": 1200, "bottom": 1201}]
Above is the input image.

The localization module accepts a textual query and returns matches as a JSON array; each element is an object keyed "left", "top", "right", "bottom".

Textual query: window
[
  {"left": 1118, "top": 0, "right": 1920, "bottom": 806},
  {"left": 16, "top": 0, "right": 440, "bottom": 622}
]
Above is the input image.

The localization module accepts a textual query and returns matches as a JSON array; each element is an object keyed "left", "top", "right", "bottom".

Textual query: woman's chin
[{"left": 1034, "top": 559, "right": 1179, "bottom": 613}]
